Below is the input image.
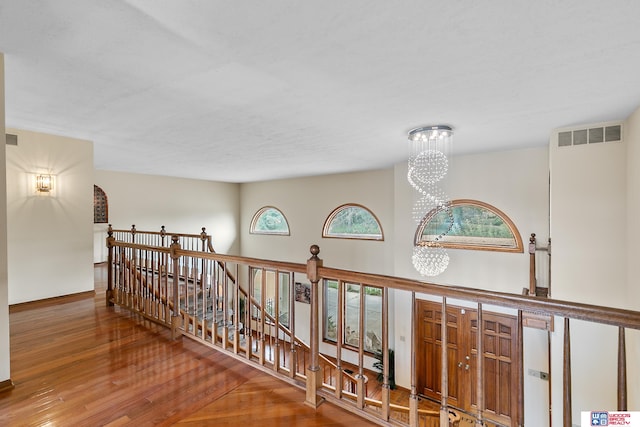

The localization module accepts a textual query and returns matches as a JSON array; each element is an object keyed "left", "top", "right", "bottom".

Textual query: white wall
[
  {"left": 6, "top": 128, "right": 94, "bottom": 304},
  {"left": 549, "top": 121, "right": 629, "bottom": 425},
  {"left": 94, "top": 170, "right": 241, "bottom": 259},
  {"left": 240, "top": 169, "right": 395, "bottom": 368},
  {"left": 625, "top": 107, "right": 640, "bottom": 409},
  {"left": 0, "top": 53, "right": 11, "bottom": 384},
  {"left": 240, "top": 168, "right": 395, "bottom": 272}
]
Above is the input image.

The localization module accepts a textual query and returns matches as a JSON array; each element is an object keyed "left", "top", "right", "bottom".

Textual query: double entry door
[{"left": 415, "top": 299, "right": 519, "bottom": 426}]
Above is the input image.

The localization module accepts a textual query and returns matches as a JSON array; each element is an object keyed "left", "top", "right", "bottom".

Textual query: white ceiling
[{"left": 1, "top": 1, "right": 640, "bottom": 183}]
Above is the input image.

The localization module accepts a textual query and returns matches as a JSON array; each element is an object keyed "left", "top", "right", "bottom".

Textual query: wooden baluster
[
  {"left": 259, "top": 268, "right": 266, "bottom": 365},
  {"left": 618, "top": 326, "right": 627, "bottom": 410},
  {"left": 381, "top": 286, "right": 390, "bottom": 421},
  {"left": 233, "top": 262, "right": 240, "bottom": 353},
  {"left": 336, "top": 280, "right": 344, "bottom": 399},
  {"left": 289, "top": 275, "right": 296, "bottom": 379},
  {"left": 274, "top": 271, "right": 281, "bottom": 373},
  {"left": 106, "top": 225, "right": 115, "bottom": 307},
  {"left": 518, "top": 310, "right": 524, "bottom": 426},
  {"left": 440, "top": 297, "right": 448, "bottom": 427},
  {"left": 547, "top": 238, "right": 552, "bottom": 297},
  {"left": 131, "top": 224, "right": 136, "bottom": 244},
  {"left": 410, "top": 292, "right": 418, "bottom": 427},
  {"left": 547, "top": 329, "right": 553, "bottom": 427},
  {"left": 118, "top": 247, "right": 125, "bottom": 305},
  {"left": 212, "top": 260, "right": 219, "bottom": 345},
  {"left": 129, "top": 246, "right": 134, "bottom": 308},
  {"left": 166, "top": 251, "right": 170, "bottom": 322},
  {"left": 246, "top": 265, "right": 253, "bottom": 361},
  {"left": 305, "top": 245, "right": 323, "bottom": 408},
  {"left": 144, "top": 250, "right": 150, "bottom": 315},
  {"left": 563, "top": 318, "right": 572, "bottom": 427},
  {"left": 202, "top": 257, "right": 209, "bottom": 341},
  {"left": 356, "top": 283, "right": 365, "bottom": 409},
  {"left": 170, "top": 235, "right": 181, "bottom": 339},
  {"left": 160, "top": 225, "right": 166, "bottom": 247},
  {"left": 151, "top": 250, "right": 158, "bottom": 320},
  {"left": 476, "top": 304, "right": 484, "bottom": 425},
  {"left": 219, "top": 260, "right": 227, "bottom": 347},
  {"left": 239, "top": 265, "right": 244, "bottom": 352}
]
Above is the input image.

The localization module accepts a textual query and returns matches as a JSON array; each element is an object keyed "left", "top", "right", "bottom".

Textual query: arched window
[
  {"left": 250, "top": 206, "right": 290, "bottom": 235},
  {"left": 94, "top": 185, "right": 108, "bottom": 223},
  {"left": 322, "top": 204, "right": 383, "bottom": 241},
  {"left": 415, "top": 199, "right": 523, "bottom": 252}
]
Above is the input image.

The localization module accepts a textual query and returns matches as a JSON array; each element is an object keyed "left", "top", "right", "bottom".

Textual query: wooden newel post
[
  {"left": 160, "top": 225, "right": 166, "bottom": 246},
  {"left": 305, "top": 244, "right": 324, "bottom": 408},
  {"left": 106, "top": 224, "right": 115, "bottom": 307},
  {"left": 529, "top": 233, "right": 536, "bottom": 296},
  {"left": 200, "top": 227, "right": 207, "bottom": 252},
  {"left": 170, "top": 235, "right": 182, "bottom": 340}
]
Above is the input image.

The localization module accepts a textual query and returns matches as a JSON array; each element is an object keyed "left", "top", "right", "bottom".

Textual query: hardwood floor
[{"left": 0, "top": 265, "right": 376, "bottom": 426}]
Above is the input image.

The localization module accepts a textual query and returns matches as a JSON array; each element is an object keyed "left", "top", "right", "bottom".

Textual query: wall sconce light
[{"left": 36, "top": 174, "right": 54, "bottom": 193}]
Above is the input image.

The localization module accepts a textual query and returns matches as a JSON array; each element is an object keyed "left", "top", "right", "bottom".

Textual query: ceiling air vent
[
  {"left": 6, "top": 133, "right": 17, "bottom": 146},
  {"left": 558, "top": 124, "right": 622, "bottom": 147}
]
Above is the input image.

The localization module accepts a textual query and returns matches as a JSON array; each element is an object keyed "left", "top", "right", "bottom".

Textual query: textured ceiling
[{"left": 1, "top": 1, "right": 640, "bottom": 183}]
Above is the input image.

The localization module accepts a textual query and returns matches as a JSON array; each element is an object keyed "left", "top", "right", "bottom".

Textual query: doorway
[{"left": 415, "top": 299, "right": 520, "bottom": 426}]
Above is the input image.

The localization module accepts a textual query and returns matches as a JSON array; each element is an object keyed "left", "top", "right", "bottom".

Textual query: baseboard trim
[
  {"left": 9, "top": 290, "right": 95, "bottom": 313},
  {"left": 0, "top": 379, "right": 15, "bottom": 393}
]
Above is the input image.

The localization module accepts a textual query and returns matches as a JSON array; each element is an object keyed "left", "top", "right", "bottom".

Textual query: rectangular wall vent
[
  {"left": 6, "top": 133, "right": 17, "bottom": 146},
  {"left": 557, "top": 124, "right": 622, "bottom": 147}
]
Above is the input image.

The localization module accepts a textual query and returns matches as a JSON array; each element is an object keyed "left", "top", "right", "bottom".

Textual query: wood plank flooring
[{"left": 0, "top": 265, "right": 376, "bottom": 426}]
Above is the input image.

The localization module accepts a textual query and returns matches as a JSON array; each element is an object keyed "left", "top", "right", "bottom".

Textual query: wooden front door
[{"left": 415, "top": 299, "right": 519, "bottom": 426}]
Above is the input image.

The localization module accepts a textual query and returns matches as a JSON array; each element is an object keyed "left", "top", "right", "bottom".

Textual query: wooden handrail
[
  {"left": 113, "top": 237, "right": 640, "bottom": 329},
  {"left": 110, "top": 225, "right": 209, "bottom": 241},
  {"left": 317, "top": 265, "right": 640, "bottom": 329},
  {"left": 110, "top": 225, "right": 238, "bottom": 284},
  {"left": 108, "top": 229, "right": 640, "bottom": 427}
]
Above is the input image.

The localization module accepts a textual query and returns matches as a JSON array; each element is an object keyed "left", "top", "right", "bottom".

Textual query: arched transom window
[
  {"left": 415, "top": 199, "right": 522, "bottom": 252},
  {"left": 323, "top": 204, "right": 383, "bottom": 241},
  {"left": 250, "top": 206, "right": 290, "bottom": 235}
]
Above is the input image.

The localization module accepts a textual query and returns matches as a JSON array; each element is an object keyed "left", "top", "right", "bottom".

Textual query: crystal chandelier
[{"left": 407, "top": 125, "right": 453, "bottom": 276}]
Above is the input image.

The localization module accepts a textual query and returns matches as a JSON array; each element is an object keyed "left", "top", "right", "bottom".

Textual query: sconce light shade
[{"left": 36, "top": 174, "right": 54, "bottom": 193}]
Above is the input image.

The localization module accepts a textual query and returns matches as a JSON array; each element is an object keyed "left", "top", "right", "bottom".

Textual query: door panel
[
  {"left": 480, "top": 313, "right": 518, "bottom": 425},
  {"left": 416, "top": 302, "right": 463, "bottom": 408},
  {"left": 416, "top": 300, "right": 519, "bottom": 426}
]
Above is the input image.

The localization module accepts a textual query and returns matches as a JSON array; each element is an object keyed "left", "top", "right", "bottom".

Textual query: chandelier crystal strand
[
  {"left": 412, "top": 243, "right": 450, "bottom": 277},
  {"left": 407, "top": 125, "right": 453, "bottom": 276},
  {"left": 412, "top": 186, "right": 450, "bottom": 224}
]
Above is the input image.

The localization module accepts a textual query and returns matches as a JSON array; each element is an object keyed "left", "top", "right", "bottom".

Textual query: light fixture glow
[{"left": 36, "top": 174, "right": 54, "bottom": 192}]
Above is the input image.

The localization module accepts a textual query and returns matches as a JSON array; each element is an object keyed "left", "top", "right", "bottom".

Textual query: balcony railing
[{"left": 106, "top": 226, "right": 640, "bottom": 427}]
